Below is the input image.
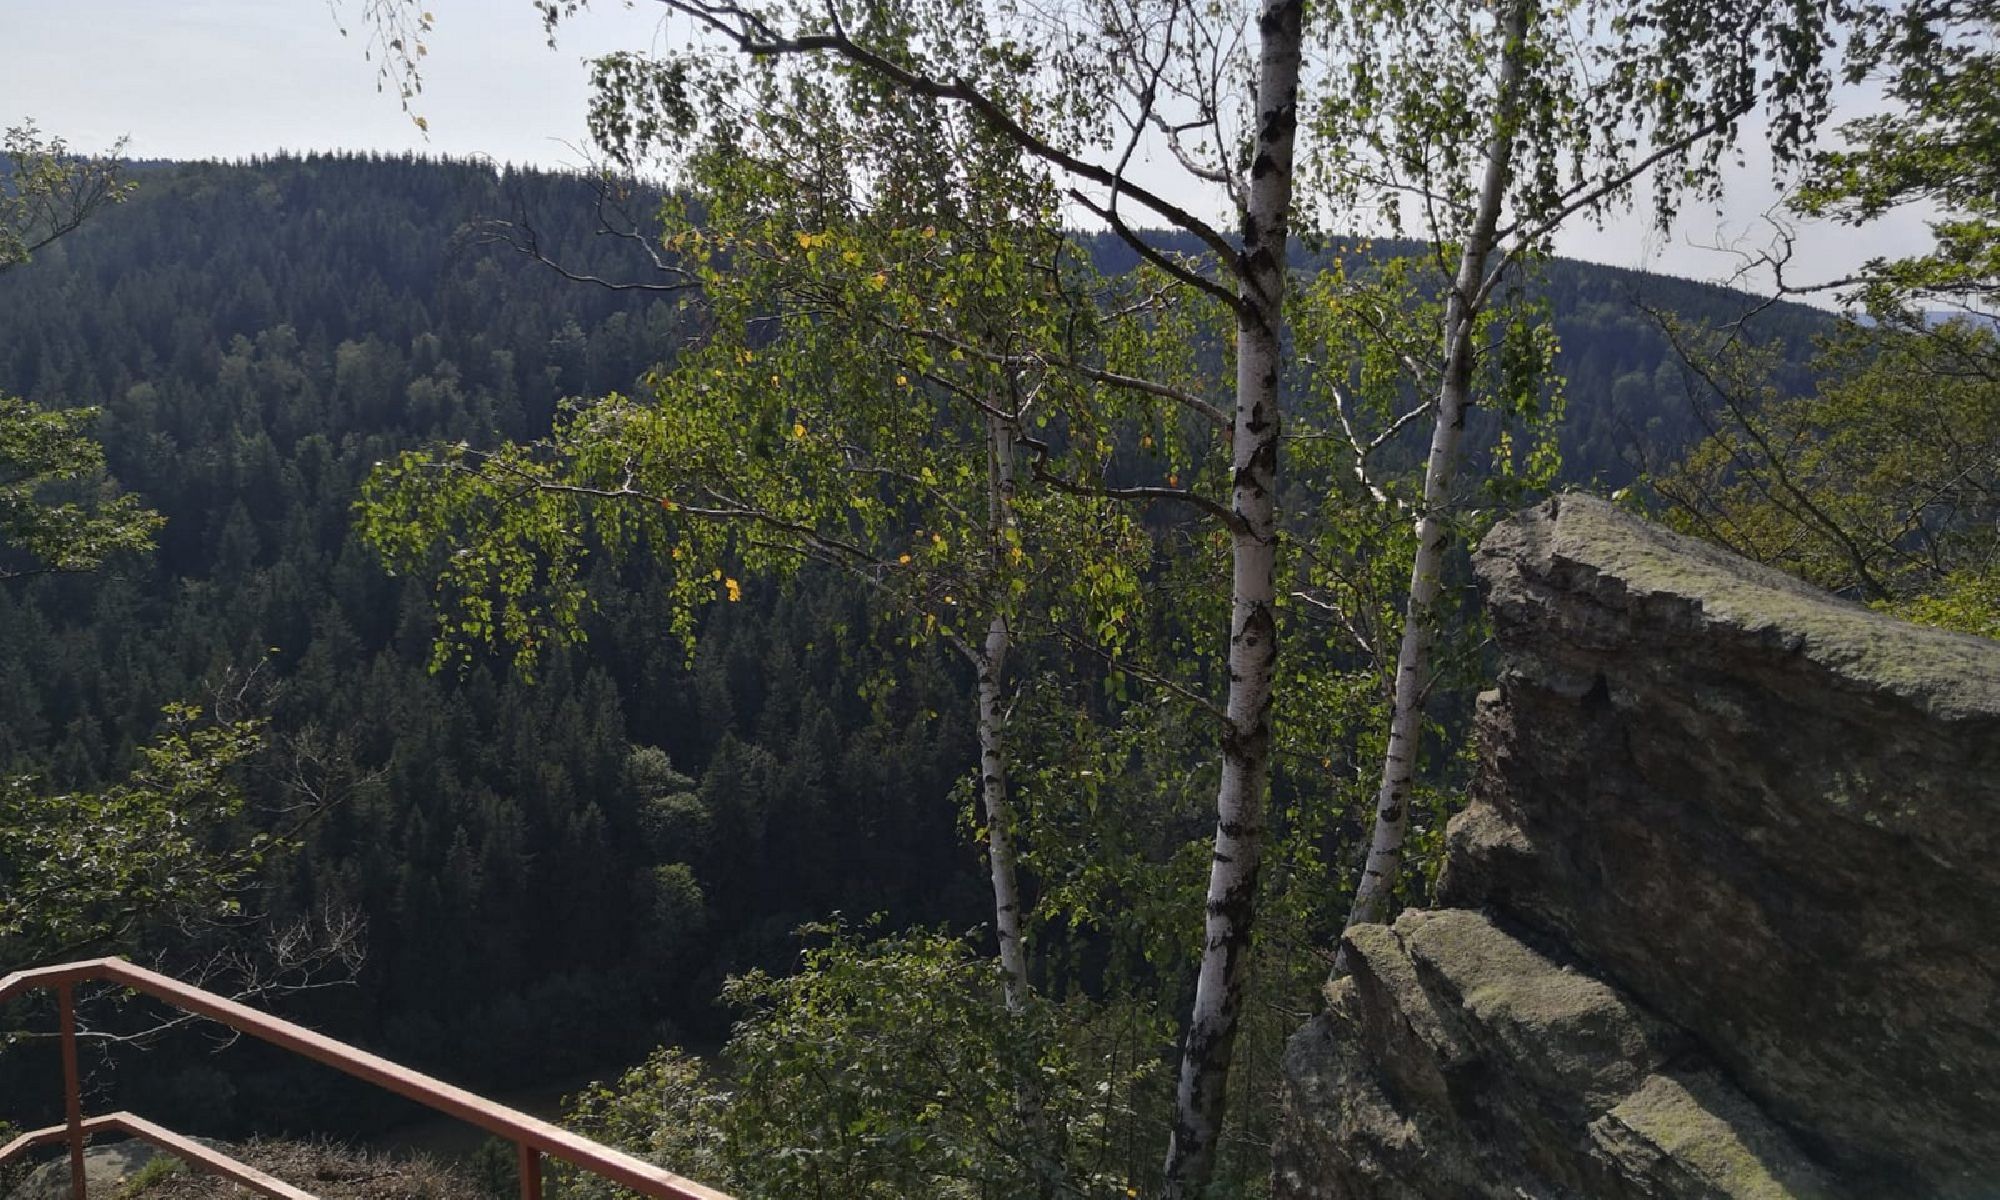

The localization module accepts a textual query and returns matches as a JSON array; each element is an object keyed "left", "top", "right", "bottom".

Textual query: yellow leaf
[
  {"left": 898, "top": 553, "right": 912, "bottom": 564},
  {"left": 793, "top": 422, "right": 807, "bottom": 439},
  {"left": 724, "top": 577, "right": 742, "bottom": 602},
  {"left": 896, "top": 374, "right": 910, "bottom": 387}
]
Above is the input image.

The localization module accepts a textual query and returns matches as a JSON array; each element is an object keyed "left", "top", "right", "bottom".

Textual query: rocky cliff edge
[{"left": 1276, "top": 494, "right": 2000, "bottom": 1198}]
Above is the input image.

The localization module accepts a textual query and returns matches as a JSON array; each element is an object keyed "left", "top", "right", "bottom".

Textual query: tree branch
[{"left": 654, "top": 0, "right": 1243, "bottom": 272}]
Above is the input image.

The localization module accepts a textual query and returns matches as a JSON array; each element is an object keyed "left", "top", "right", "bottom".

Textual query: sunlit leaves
[
  {"left": 561, "top": 923, "right": 1167, "bottom": 1198},
  {"left": 1, "top": 121, "right": 132, "bottom": 272},
  {"left": 0, "top": 704, "right": 266, "bottom": 964},
  {"left": 1304, "top": 0, "right": 1847, "bottom": 245},
  {"left": 1795, "top": 0, "right": 2000, "bottom": 319},
  {"left": 0, "top": 395, "right": 164, "bottom": 581},
  {"left": 1651, "top": 319, "right": 2000, "bottom": 631},
  {"left": 361, "top": 80, "right": 1163, "bottom": 681}
]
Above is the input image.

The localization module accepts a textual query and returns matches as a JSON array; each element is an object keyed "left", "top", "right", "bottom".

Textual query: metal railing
[{"left": 0, "top": 958, "right": 732, "bottom": 1200}]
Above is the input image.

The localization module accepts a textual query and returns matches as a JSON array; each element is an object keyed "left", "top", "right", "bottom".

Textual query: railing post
[
  {"left": 58, "top": 981, "right": 85, "bottom": 1200},
  {"left": 517, "top": 1141, "right": 542, "bottom": 1200}
]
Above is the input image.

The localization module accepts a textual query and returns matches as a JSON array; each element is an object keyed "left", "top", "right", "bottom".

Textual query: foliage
[
  {"left": 0, "top": 125, "right": 262, "bottom": 981},
  {"left": 0, "top": 393, "right": 164, "bottom": 579},
  {"left": 358, "top": 210, "right": 1145, "bottom": 674},
  {"left": 115, "top": 1153, "right": 188, "bottom": 1197},
  {"left": 1651, "top": 319, "right": 2000, "bottom": 634},
  {"left": 1796, "top": 0, "right": 2000, "bottom": 316},
  {"left": 560, "top": 924, "right": 1165, "bottom": 1199},
  {"left": 1306, "top": 0, "right": 1842, "bottom": 241},
  {"left": 0, "top": 155, "right": 993, "bottom": 1132},
  {"left": 0, "top": 704, "right": 265, "bottom": 964},
  {"left": 0, "top": 123, "right": 159, "bottom": 579},
  {"left": 2, "top": 120, "right": 131, "bottom": 272},
  {"left": 1279, "top": 252, "right": 1568, "bottom": 904}
]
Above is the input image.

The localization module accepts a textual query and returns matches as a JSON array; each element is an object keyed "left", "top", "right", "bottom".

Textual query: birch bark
[
  {"left": 1337, "top": 0, "right": 1532, "bottom": 952},
  {"left": 1161, "top": 0, "right": 1303, "bottom": 1190},
  {"left": 975, "top": 413, "right": 1029, "bottom": 1011}
]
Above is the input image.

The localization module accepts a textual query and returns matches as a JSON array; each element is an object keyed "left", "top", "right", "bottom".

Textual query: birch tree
[
  {"left": 1301, "top": 0, "right": 1851, "bottom": 949},
  {"left": 363, "top": 167, "right": 1147, "bottom": 1031},
  {"left": 365, "top": 0, "right": 1313, "bottom": 1188},
  {"left": 633, "top": 7, "right": 1305, "bottom": 1191}
]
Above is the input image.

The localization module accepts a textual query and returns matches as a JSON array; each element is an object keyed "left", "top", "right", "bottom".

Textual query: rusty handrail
[{"left": 0, "top": 958, "right": 732, "bottom": 1200}]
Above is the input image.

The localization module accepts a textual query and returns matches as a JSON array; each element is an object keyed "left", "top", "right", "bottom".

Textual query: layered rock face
[{"left": 1277, "top": 494, "right": 2000, "bottom": 1198}]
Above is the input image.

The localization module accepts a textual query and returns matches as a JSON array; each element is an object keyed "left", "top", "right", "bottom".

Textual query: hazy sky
[{"left": 4, "top": 0, "right": 1935, "bottom": 301}]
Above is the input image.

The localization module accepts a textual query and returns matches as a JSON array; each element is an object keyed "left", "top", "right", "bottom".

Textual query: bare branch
[
  {"left": 1480, "top": 102, "right": 1756, "bottom": 310},
  {"left": 1013, "top": 425, "right": 1246, "bottom": 532},
  {"left": 1067, "top": 188, "right": 1246, "bottom": 316},
  {"left": 458, "top": 176, "right": 699, "bottom": 294},
  {"left": 653, "top": 0, "right": 1244, "bottom": 272},
  {"left": 893, "top": 320, "right": 1229, "bottom": 428}
]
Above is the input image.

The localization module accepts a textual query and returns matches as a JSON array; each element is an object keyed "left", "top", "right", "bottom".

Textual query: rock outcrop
[{"left": 1277, "top": 494, "right": 2000, "bottom": 1198}]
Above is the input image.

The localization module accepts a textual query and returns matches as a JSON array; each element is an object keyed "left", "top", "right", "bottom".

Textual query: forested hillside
[
  {"left": 0, "top": 155, "right": 987, "bottom": 1133},
  {"left": 0, "top": 153, "right": 1824, "bottom": 1137}
]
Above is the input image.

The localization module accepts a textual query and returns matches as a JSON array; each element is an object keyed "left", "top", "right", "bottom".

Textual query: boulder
[
  {"left": 1274, "top": 910, "right": 1835, "bottom": 1199},
  {"left": 1278, "top": 495, "right": 2000, "bottom": 1197},
  {"left": 8, "top": 1139, "right": 183, "bottom": 1200}
]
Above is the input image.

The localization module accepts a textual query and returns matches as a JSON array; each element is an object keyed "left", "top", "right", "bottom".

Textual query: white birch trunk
[
  {"left": 976, "top": 414, "right": 1061, "bottom": 1196},
  {"left": 977, "top": 414, "right": 1030, "bottom": 1011},
  {"left": 977, "top": 615, "right": 1027, "bottom": 1007},
  {"left": 1336, "top": 0, "right": 1532, "bottom": 958},
  {"left": 1161, "top": 0, "right": 1303, "bottom": 1190}
]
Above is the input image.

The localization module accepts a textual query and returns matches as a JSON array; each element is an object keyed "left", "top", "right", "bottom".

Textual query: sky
[{"left": 3, "top": 0, "right": 1938, "bottom": 302}]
